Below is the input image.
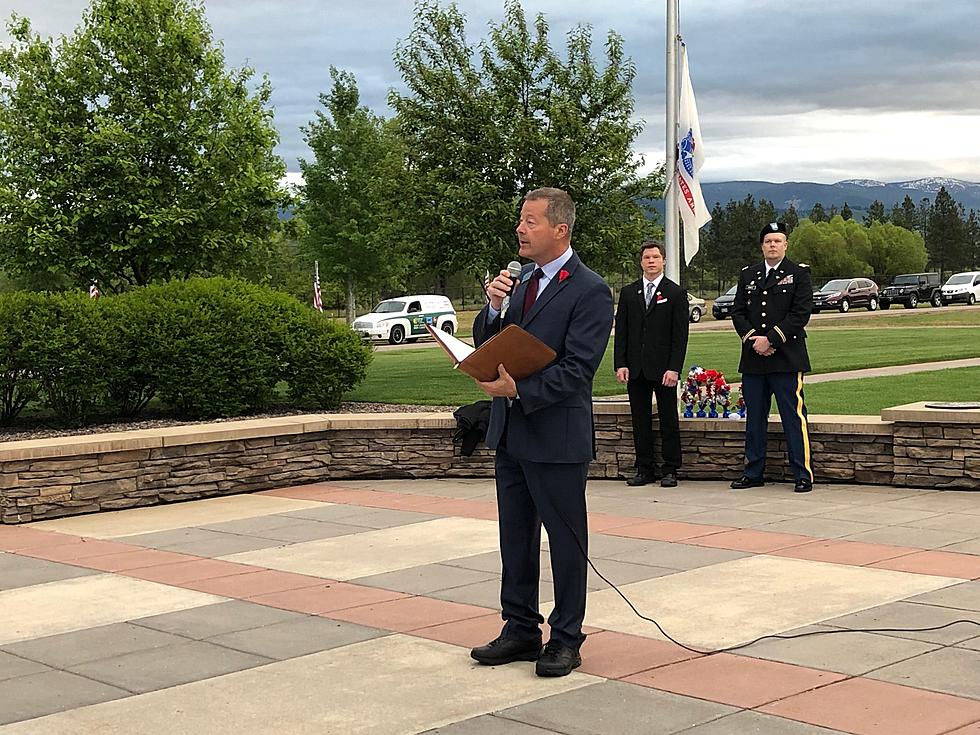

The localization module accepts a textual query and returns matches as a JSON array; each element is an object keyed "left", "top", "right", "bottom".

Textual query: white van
[
  {"left": 352, "top": 295, "right": 458, "bottom": 345},
  {"left": 940, "top": 271, "right": 980, "bottom": 306}
]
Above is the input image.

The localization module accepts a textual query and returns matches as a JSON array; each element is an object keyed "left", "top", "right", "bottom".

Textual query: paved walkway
[{"left": 1, "top": 479, "right": 979, "bottom": 734}]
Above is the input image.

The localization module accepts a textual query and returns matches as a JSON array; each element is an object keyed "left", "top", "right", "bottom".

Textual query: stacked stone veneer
[{"left": 1, "top": 402, "right": 976, "bottom": 524}]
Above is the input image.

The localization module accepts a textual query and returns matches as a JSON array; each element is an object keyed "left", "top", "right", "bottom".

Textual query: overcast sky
[{"left": 3, "top": 0, "right": 979, "bottom": 184}]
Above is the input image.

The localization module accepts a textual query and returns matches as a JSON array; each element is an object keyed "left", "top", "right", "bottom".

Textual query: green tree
[
  {"left": 864, "top": 199, "right": 887, "bottom": 226},
  {"left": 808, "top": 202, "right": 827, "bottom": 222},
  {"left": 891, "top": 195, "right": 918, "bottom": 230},
  {"left": 390, "top": 0, "right": 660, "bottom": 281},
  {"left": 783, "top": 204, "right": 800, "bottom": 231},
  {"left": 926, "top": 186, "right": 967, "bottom": 275},
  {"left": 967, "top": 210, "right": 980, "bottom": 270},
  {"left": 866, "top": 222, "right": 927, "bottom": 277},
  {"left": 789, "top": 217, "right": 871, "bottom": 280},
  {"left": 841, "top": 202, "right": 853, "bottom": 221},
  {"left": 0, "top": 0, "right": 285, "bottom": 291},
  {"left": 301, "top": 68, "right": 410, "bottom": 322}
]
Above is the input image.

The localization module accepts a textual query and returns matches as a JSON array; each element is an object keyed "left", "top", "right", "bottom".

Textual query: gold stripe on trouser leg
[{"left": 796, "top": 372, "right": 813, "bottom": 481}]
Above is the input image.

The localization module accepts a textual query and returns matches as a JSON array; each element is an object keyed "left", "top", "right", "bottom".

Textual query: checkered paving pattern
[{"left": 1, "top": 479, "right": 979, "bottom": 734}]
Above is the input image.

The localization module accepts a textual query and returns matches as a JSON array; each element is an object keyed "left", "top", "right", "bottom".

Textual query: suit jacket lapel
[{"left": 522, "top": 254, "right": 580, "bottom": 326}]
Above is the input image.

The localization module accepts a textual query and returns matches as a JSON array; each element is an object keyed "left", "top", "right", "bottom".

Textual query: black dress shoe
[
  {"left": 660, "top": 473, "right": 678, "bottom": 488},
  {"left": 794, "top": 478, "right": 813, "bottom": 493},
  {"left": 470, "top": 635, "right": 541, "bottom": 665},
  {"left": 730, "top": 476, "right": 765, "bottom": 489},
  {"left": 626, "top": 473, "right": 657, "bottom": 487},
  {"left": 535, "top": 640, "right": 582, "bottom": 677}
]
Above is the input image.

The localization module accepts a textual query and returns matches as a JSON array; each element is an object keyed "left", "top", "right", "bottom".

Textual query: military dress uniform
[{"left": 731, "top": 248, "right": 814, "bottom": 490}]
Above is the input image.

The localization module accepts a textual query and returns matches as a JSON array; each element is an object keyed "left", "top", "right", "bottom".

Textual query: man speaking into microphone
[{"left": 469, "top": 187, "right": 613, "bottom": 677}]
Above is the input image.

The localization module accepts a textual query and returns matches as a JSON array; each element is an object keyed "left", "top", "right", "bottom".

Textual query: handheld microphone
[{"left": 499, "top": 260, "right": 522, "bottom": 319}]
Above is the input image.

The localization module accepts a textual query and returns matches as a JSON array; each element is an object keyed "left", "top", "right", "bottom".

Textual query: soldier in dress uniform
[{"left": 730, "top": 222, "right": 815, "bottom": 493}]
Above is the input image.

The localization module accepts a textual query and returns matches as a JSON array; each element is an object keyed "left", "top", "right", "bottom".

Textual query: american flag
[
  {"left": 89, "top": 281, "right": 101, "bottom": 299},
  {"left": 483, "top": 269, "right": 491, "bottom": 303},
  {"left": 313, "top": 262, "right": 323, "bottom": 312}
]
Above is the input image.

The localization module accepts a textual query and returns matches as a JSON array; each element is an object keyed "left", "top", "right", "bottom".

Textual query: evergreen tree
[
  {"left": 864, "top": 199, "right": 887, "bottom": 225},
  {"left": 828, "top": 204, "right": 840, "bottom": 219},
  {"left": 926, "top": 187, "right": 967, "bottom": 276},
  {"left": 841, "top": 202, "right": 853, "bottom": 221},
  {"left": 783, "top": 204, "right": 800, "bottom": 230},
  {"left": 967, "top": 210, "right": 980, "bottom": 270},
  {"left": 808, "top": 202, "right": 827, "bottom": 222},
  {"left": 891, "top": 195, "right": 918, "bottom": 230}
]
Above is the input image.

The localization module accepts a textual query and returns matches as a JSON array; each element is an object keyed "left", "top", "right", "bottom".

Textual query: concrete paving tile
[
  {"left": 421, "top": 715, "right": 557, "bottom": 734},
  {"left": 223, "top": 517, "right": 500, "bottom": 581},
  {"left": 604, "top": 519, "right": 734, "bottom": 543},
  {"left": 881, "top": 493, "right": 980, "bottom": 515},
  {"left": 180, "top": 569, "right": 326, "bottom": 598},
  {"left": 760, "top": 517, "right": 882, "bottom": 539},
  {"left": 679, "top": 710, "right": 850, "bottom": 734},
  {"left": 940, "top": 538, "right": 980, "bottom": 555},
  {"left": 812, "top": 505, "right": 946, "bottom": 526},
  {"left": 0, "top": 652, "right": 49, "bottom": 682},
  {"left": 739, "top": 498, "right": 852, "bottom": 517},
  {"left": 0, "top": 670, "right": 129, "bottom": 726},
  {"left": 869, "top": 550, "right": 980, "bottom": 579},
  {"left": 351, "top": 563, "right": 498, "bottom": 595},
  {"left": 199, "top": 514, "right": 330, "bottom": 536},
  {"left": 841, "top": 525, "right": 976, "bottom": 550},
  {"left": 759, "top": 677, "right": 980, "bottom": 735},
  {"left": 821, "top": 601, "right": 980, "bottom": 645},
  {"left": 207, "top": 617, "right": 386, "bottom": 660},
  {"left": 298, "top": 506, "right": 440, "bottom": 529},
  {"left": 577, "top": 533, "right": 655, "bottom": 560},
  {"left": 604, "top": 539, "right": 748, "bottom": 570},
  {"left": 68, "top": 641, "right": 272, "bottom": 694},
  {"left": 867, "top": 647, "right": 980, "bottom": 699},
  {"left": 0, "top": 574, "right": 223, "bottom": 646},
  {"left": 76, "top": 549, "right": 199, "bottom": 573},
  {"left": 247, "top": 582, "right": 406, "bottom": 614},
  {"left": 738, "top": 627, "right": 941, "bottom": 675},
  {"left": 0, "top": 636, "right": 595, "bottom": 735},
  {"left": 411, "top": 499, "right": 498, "bottom": 521},
  {"left": 325, "top": 595, "right": 493, "bottom": 632},
  {"left": 906, "top": 581, "right": 980, "bottom": 612},
  {"left": 121, "top": 558, "right": 258, "bottom": 585},
  {"left": 114, "top": 526, "right": 235, "bottom": 549},
  {"left": 132, "top": 600, "right": 305, "bottom": 639},
  {"left": 904, "top": 513, "right": 980, "bottom": 535},
  {"left": 231, "top": 519, "right": 367, "bottom": 544},
  {"left": 275, "top": 503, "right": 383, "bottom": 524},
  {"left": 496, "top": 679, "right": 737, "bottom": 735},
  {"left": 31, "top": 495, "right": 326, "bottom": 538},
  {"left": 583, "top": 556, "right": 959, "bottom": 649},
  {"left": 671, "top": 508, "right": 795, "bottom": 529},
  {"left": 772, "top": 539, "right": 915, "bottom": 566},
  {"left": 430, "top": 579, "right": 552, "bottom": 608},
  {"left": 586, "top": 558, "right": 675, "bottom": 590},
  {"left": 688, "top": 529, "right": 815, "bottom": 554},
  {"left": 442, "top": 551, "right": 504, "bottom": 575},
  {"left": 586, "top": 497, "right": 702, "bottom": 520},
  {"left": 957, "top": 636, "right": 980, "bottom": 652},
  {"left": 161, "top": 534, "right": 285, "bottom": 558},
  {"left": 624, "top": 653, "right": 845, "bottom": 708},
  {"left": 2, "top": 623, "right": 188, "bottom": 668},
  {"left": 0, "top": 552, "right": 97, "bottom": 591},
  {"left": 577, "top": 631, "right": 698, "bottom": 679}
]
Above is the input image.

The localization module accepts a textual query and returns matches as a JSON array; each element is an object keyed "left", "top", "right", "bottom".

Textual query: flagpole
[{"left": 665, "top": 0, "right": 680, "bottom": 283}]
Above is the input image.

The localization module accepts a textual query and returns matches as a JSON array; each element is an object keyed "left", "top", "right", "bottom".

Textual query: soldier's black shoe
[
  {"left": 470, "top": 636, "right": 541, "bottom": 665},
  {"left": 660, "top": 473, "right": 678, "bottom": 488},
  {"left": 730, "top": 476, "right": 765, "bottom": 489},
  {"left": 626, "top": 473, "right": 658, "bottom": 486},
  {"left": 535, "top": 640, "right": 581, "bottom": 677},
  {"left": 794, "top": 479, "right": 813, "bottom": 493}
]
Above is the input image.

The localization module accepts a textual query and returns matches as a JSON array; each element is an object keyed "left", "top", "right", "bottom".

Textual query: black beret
[{"left": 759, "top": 222, "right": 789, "bottom": 243}]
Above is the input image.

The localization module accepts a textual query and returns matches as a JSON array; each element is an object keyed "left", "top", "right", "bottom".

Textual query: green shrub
[
  {"left": 285, "top": 310, "right": 372, "bottom": 410},
  {"left": 0, "top": 291, "right": 43, "bottom": 424}
]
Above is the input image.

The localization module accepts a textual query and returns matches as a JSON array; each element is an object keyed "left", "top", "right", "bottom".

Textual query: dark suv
[
  {"left": 812, "top": 278, "right": 879, "bottom": 313},
  {"left": 879, "top": 272, "right": 942, "bottom": 309}
]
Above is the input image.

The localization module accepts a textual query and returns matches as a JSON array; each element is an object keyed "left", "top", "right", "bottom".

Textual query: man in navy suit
[
  {"left": 469, "top": 187, "right": 613, "bottom": 677},
  {"left": 614, "top": 241, "right": 689, "bottom": 488}
]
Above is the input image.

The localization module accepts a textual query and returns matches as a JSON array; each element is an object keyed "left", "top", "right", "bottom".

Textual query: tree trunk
[{"left": 346, "top": 274, "right": 356, "bottom": 323}]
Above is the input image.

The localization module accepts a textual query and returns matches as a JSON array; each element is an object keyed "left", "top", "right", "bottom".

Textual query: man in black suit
[
  {"left": 730, "top": 222, "right": 815, "bottom": 493},
  {"left": 614, "top": 241, "right": 689, "bottom": 488},
  {"left": 469, "top": 187, "right": 613, "bottom": 677}
]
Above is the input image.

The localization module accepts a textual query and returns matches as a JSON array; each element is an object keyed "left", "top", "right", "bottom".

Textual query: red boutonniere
[{"left": 558, "top": 269, "right": 570, "bottom": 283}]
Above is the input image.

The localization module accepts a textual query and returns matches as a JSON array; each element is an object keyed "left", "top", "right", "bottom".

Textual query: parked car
[
  {"left": 688, "top": 293, "right": 705, "bottom": 323},
  {"left": 351, "top": 295, "right": 457, "bottom": 344},
  {"left": 711, "top": 285, "right": 737, "bottom": 319},
  {"left": 940, "top": 271, "right": 980, "bottom": 305},
  {"left": 879, "top": 272, "right": 943, "bottom": 309},
  {"left": 812, "top": 278, "right": 879, "bottom": 313}
]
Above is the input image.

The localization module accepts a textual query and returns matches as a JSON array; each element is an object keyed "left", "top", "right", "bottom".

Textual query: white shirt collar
[
  {"left": 766, "top": 260, "right": 783, "bottom": 274},
  {"left": 643, "top": 274, "right": 664, "bottom": 290},
  {"left": 537, "top": 247, "right": 574, "bottom": 281}
]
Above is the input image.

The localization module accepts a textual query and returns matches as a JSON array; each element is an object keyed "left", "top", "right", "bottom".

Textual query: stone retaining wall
[{"left": 1, "top": 402, "right": 976, "bottom": 524}]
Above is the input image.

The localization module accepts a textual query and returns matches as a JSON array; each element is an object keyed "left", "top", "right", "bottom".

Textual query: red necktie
[{"left": 522, "top": 268, "right": 543, "bottom": 317}]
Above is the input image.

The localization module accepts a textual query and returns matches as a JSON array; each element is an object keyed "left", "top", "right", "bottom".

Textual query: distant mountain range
[{"left": 698, "top": 177, "right": 980, "bottom": 214}]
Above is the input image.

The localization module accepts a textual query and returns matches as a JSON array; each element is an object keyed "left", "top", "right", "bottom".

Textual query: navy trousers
[
  {"left": 740, "top": 371, "right": 814, "bottom": 483},
  {"left": 493, "top": 447, "right": 589, "bottom": 649}
]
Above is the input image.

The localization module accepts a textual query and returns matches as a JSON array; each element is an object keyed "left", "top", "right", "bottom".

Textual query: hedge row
[{"left": 0, "top": 278, "right": 372, "bottom": 425}]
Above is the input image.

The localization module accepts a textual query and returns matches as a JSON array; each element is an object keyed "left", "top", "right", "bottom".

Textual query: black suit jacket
[
  {"left": 473, "top": 252, "right": 613, "bottom": 464},
  {"left": 732, "top": 258, "right": 812, "bottom": 374},
  {"left": 613, "top": 277, "right": 689, "bottom": 381}
]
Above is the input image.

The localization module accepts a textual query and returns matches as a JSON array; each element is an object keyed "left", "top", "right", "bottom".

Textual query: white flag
[{"left": 676, "top": 44, "right": 710, "bottom": 265}]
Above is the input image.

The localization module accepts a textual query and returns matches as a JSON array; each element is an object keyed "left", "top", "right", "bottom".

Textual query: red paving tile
[
  {"left": 578, "top": 631, "right": 700, "bottom": 679},
  {"left": 946, "top": 721, "right": 980, "bottom": 735},
  {"left": 257, "top": 483, "right": 339, "bottom": 501},
  {"left": 249, "top": 581, "right": 406, "bottom": 614},
  {"left": 412, "top": 613, "right": 504, "bottom": 648},
  {"left": 587, "top": 513, "right": 641, "bottom": 534},
  {"left": 773, "top": 539, "right": 915, "bottom": 566},
  {"left": 77, "top": 548, "right": 199, "bottom": 573},
  {"left": 605, "top": 519, "right": 734, "bottom": 542},
  {"left": 869, "top": 550, "right": 980, "bottom": 580},
  {"left": 759, "top": 677, "right": 980, "bottom": 735},
  {"left": 324, "top": 596, "right": 494, "bottom": 632},
  {"left": 0, "top": 527, "right": 85, "bottom": 552},
  {"left": 20, "top": 538, "right": 143, "bottom": 562},
  {"left": 690, "top": 529, "right": 816, "bottom": 553},
  {"left": 180, "top": 569, "right": 326, "bottom": 598},
  {"left": 122, "top": 558, "right": 258, "bottom": 585},
  {"left": 412, "top": 499, "right": 498, "bottom": 521},
  {"left": 624, "top": 652, "right": 845, "bottom": 709}
]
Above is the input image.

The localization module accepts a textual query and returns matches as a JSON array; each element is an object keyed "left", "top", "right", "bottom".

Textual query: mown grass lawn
[{"left": 804, "top": 367, "right": 980, "bottom": 414}]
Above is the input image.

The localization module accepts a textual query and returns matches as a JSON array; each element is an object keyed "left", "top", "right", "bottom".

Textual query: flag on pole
[
  {"left": 676, "top": 44, "right": 710, "bottom": 265},
  {"left": 89, "top": 280, "right": 101, "bottom": 299},
  {"left": 312, "top": 262, "right": 323, "bottom": 312}
]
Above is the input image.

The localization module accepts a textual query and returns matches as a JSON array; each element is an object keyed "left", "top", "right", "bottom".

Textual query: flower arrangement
[{"left": 681, "top": 365, "right": 744, "bottom": 419}]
